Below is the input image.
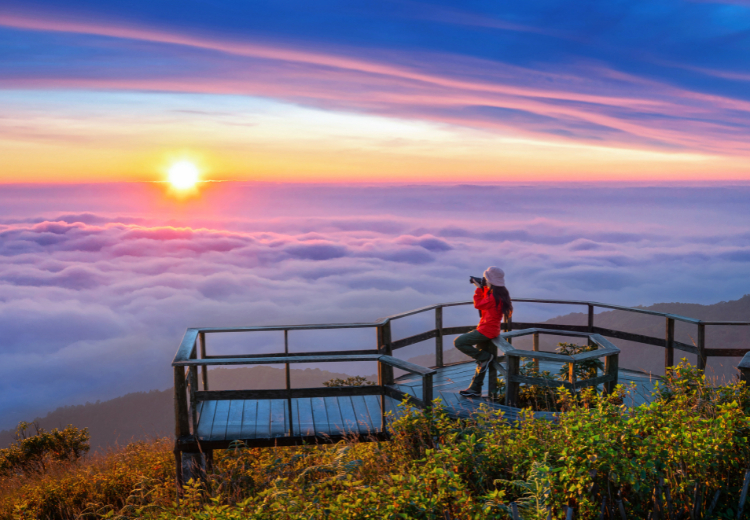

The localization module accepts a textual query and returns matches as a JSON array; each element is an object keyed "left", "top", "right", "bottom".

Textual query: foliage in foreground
[
  {"left": 0, "top": 423, "right": 90, "bottom": 476},
  {"left": 1, "top": 361, "right": 749, "bottom": 519}
]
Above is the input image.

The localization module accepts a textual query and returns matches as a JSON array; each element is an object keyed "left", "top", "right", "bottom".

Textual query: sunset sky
[
  {"left": 3, "top": 0, "right": 750, "bottom": 183},
  {"left": 1, "top": 1, "right": 750, "bottom": 429}
]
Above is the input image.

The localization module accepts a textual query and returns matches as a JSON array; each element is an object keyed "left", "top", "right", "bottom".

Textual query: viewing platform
[{"left": 172, "top": 298, "right": 750, "bottom": 484}]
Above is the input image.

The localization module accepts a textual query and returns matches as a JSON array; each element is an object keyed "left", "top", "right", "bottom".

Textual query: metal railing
[{"left": 172, "top": 297, "right": 750, "bottom": 440}]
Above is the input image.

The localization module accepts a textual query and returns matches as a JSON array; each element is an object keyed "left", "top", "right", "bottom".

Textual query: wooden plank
[
  {"left": 385, "top": 396, "right": 408, "bottom": 420},
  {"left": 379, "top": 355, "right": 436, "bottom": 375},
  {"left": 195, "top": 386, "right": 381, "bottom": 401},
  {"left": 325, "top": 397, "right": 345, "bottom": 435},
  {"left": 385, "top": 385, "right": 426, "bottom": 409},
  {"left": 311, "top": 397, "right": 329, "bottom": 436},
  {"left": 255, "top": 400, "right": 272, "bottom": 439},
  {"left": 363, "top": 395, "right": 382, "bottom": 432},
  {"left": 391, "top": 329, "right": 438, "bottom": 350},
  {"left": 270, "top": 400, "right": 287, "bottom": 438},
  {"left": 175, "top": 353, "right": 381, "bottom": 367},
  {"left": 211, "top": 400, "right": 231, "bottom": 441},
  {"left": 225, "top": 400, "right": 244, "bottom": 439},
  {"left": 400, "top": 385, "right": 419, "bottom": 400},
  {"left": 295, "top": 398, "right": 316, "bottom": 436},
  {"left": 337, "top": 396, "right": 360, "bottom": 434},
  {"left": 240, "top": 400, "right": 258, "bottom": 439},
  {"left": 350, "top": 395, "right": 375, "bottom": 434},
  {"left": 196, "top": 400, "right": 217, "bottom": 439}
]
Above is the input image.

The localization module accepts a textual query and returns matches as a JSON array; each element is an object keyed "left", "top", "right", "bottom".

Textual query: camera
[{"left": 469, "top": 276, "right": 486, "bottom": 287}]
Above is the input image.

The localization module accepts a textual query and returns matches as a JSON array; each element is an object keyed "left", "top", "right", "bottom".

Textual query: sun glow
[{"left": 168, "top": 160, "right": 200, "bottom": 189}]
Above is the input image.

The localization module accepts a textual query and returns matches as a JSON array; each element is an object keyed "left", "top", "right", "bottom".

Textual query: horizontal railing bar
[
  {"left": 379, "top": 355, "right": 436, "bottom": 376},
  {"left": 441, "top": 326, "right": 474, "bottom": 336},
  {"left": 196, "top": 323, "right": 381, "bottom": 333},
  {"left": 704, "top": 348, "right": 750, "bottom": 357},
  {"left": 195, "top": 386, "right": 381, "bottom": 401},
  {"left": 700, "top": 321, "right": 750, "bottom": 326},
  {"left": 505, "top": 324, "right": 590, "bottom": 335},
  {"left": 174, "top": 353, "right": 381, "bottom": 367},
  {"left": 391, "top": 329, "right": 438, "bottom": 350},
  {"left": 203, "top": 349, "right": 379, "bottom": 360},
  {"left": 511, "top": 298, "right": 704, "bottom": 324}
]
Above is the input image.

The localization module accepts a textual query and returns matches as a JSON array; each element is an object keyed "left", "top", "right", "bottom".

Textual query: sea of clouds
[{"left": 1, "top": 183, "right": 749, "bottom": 429}]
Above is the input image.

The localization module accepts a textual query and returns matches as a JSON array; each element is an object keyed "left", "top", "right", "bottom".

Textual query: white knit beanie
[{"left": 483, "top": 266, "right": 505, "bottom": 287}]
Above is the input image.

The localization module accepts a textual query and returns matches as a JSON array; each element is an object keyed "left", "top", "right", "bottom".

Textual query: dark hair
[{"left": 489, "top": 285, "right": 513, "bottom": 319}]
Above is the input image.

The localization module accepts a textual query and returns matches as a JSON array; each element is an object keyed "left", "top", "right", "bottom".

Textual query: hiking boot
[{"left": 459, "top": 389, "right": 482, "bottom": 398}]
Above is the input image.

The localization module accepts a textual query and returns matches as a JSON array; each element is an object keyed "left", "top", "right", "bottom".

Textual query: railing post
[
  {"left": 199, "top": 332, "right": 208, "bottom": 391},
  {"left": 665, "top": 318, "right": 675, "bottom": 370},
  {"left": 604, "top": 353, "right": 619, "bottom": 394},
  {"left": 378, "top": 322, "right": 394, "bottom": 385},
  {"left": 422, "top": 373, "right": 433, "bottom": 409},
  {"left": 697, "top": 322, "right": 706, "bottom": 371},
  {"left": 188, "top": 366, "right": 198, "bottom": 433},
  {"left": 532, "top": 332, "right": 540, "bottom": 372},
  {"left": 378, "top": 357, "right": 386, "bottom": 432},
  {"left": 435, "top": 306, "right": 444, "bottom": 368},
  {"left": 587, "top": 304, "right": 594, "bottom": 332},
  {"left": 505, "top": 354, "right": 520, "bottom": 407},
  {"left": 285, "top": 329, "right": 293, "bottom": 436},
  {"left": 174, "top": 366, "right": 190, "bottom": 438}
]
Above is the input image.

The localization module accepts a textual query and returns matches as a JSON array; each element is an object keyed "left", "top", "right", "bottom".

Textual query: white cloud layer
[{"left": 1, "top": 183, "right": 749, "bottom": 428}]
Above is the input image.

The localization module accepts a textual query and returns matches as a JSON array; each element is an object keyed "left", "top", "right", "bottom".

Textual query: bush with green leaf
[{"left": 1, "top": 359, "right": 748, "bottom": 519}]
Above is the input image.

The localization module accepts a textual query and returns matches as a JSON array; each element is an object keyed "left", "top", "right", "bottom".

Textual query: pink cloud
[{"left": 3, "top": 13, "right": 750, "bottom": 156}]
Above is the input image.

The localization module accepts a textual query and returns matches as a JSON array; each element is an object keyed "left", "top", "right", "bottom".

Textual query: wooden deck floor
[{"left": 192, "top": 361, "right": 657, "bottom": 445}]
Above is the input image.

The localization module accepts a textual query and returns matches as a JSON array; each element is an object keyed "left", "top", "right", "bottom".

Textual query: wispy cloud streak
[{"left": 2, "top": 0, "right": 750, "bottom": 164}]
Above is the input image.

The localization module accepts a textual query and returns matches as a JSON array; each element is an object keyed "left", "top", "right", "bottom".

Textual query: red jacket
[{"left": 474, "top": 287, "right": 503, "bottom": 339}]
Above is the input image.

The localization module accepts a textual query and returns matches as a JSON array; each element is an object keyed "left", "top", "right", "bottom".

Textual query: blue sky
[{"left": 2, "top": 0, "right": 750, "bottom": 181}]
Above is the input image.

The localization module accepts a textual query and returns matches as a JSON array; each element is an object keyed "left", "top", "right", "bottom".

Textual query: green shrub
[
  {"left": 1, "top": 360, "right": 748, "bottom": 519},
  {"left": 0, "top": 423, "right": 90, "bottom": 476}
]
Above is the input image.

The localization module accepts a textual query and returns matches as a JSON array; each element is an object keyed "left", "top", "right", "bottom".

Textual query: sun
[{"left": 167, "top": 160, "right": 200, "bottom": 189}]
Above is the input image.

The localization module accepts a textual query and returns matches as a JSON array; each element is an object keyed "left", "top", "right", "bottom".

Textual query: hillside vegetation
[{"left": 1, "top": 362, "right": 749, "bottom": 519}]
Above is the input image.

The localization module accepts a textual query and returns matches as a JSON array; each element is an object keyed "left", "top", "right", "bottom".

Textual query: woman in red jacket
[{"left": 456, "top": 266, "right": 513, "bottom": 398}]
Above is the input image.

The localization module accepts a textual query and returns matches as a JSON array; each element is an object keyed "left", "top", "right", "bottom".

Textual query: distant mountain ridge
[{"left": 3, "top": 295, "right": 748, "bottom": 449}]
